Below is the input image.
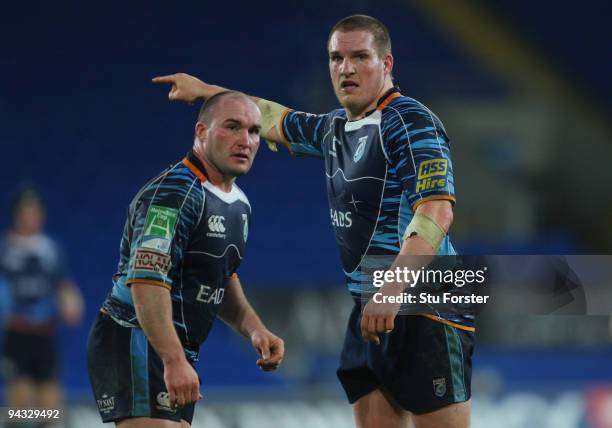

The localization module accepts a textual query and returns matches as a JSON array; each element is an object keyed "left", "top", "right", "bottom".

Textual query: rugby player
[
  {"left": 153, "top": 15, "right": 472, "bottom": 428},
  {"left": 0, "top": 188, "right": 83, "bottom": 414},
  {"left": 87, "top": 91, "right": 284, "bottom": 428}
]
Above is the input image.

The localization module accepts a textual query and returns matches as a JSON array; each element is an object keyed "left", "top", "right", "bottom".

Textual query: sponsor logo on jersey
[
  {"left": 196, "top": 284, "right": 225, "bottom": 304},
  {"left": 134, "top": 249, "right": 172, "bottom": 274},
  {"left": 141, "top": 205, "right": 178, "bottom": 254},
  {"left": 242, "top": 213, "right": 248, "bottom": 242},
  {"left": 353, "top": 136, "right": 367, "bottom": 162},
  {"left": 330, "top": 208, "right": 352, "bottom": 228},
  {"left": 96, "top": 394, "right": 116, "bottom": 414},
  {"left": 415, "top": 158, "right": 448, "bottom": 193},
  {"left": 433, "top": 378, "right": 447, "bottom": 397},
  {"left": 156, "top": 391, "right": 176, "bottom": 413},
  {"left": 206, "top": 215, "right": 226, "bottom": 239}
]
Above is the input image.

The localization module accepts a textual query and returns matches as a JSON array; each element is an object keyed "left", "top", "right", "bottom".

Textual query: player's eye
[
  {"left": 330, "top": 55, "right": 342, "bottom": 62},
  {"left": 356, "top": 54, "right": 369, "bottom": 60},
  {"left": 249, "top": 127, "right": 260, "bottom": 135}
]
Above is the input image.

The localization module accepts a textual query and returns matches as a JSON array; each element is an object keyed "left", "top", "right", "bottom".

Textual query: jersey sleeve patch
[
  {"left": 140, "top": 205, "right": 179, "bottom": 254},
  {"left": 133, "top": 248, "right": 172, "bottom": 275},
  {"left": 414, "top": 158, "right": 449, "bottom": 193}
]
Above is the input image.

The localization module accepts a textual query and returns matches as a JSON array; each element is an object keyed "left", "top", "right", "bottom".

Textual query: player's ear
[
  {"left": 195, "top": 121, "right": 208, "bottom": 143},
  {"left": 384, "top": 53, "right": 394, "bottom": 76}
]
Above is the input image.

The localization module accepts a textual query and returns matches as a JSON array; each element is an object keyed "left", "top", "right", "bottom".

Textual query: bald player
[{"left": 87, "top": 91, "right": 284, "bottom": 428}]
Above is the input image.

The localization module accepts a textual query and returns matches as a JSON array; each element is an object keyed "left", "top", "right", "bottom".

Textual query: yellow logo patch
[
  {"left": 415, "top": 159, "right": 448, "bottom": 193},
  {"left": 417, "top": 159, "right": 448, "bottom": 179}
]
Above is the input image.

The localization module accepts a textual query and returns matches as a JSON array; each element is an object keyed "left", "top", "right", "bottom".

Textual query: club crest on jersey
[
  {"left": 415, "top": 158, "right": 448, "bottom": 193},
  {"left": 353, "top": 136, "right": 368, "bottom": 162}
]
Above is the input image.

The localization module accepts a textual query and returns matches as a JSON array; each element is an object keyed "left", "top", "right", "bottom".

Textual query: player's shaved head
[
  {"left": 328, "top": 15, "right": 392, "bottom": 57},
  {"left": 197, "top": 91, "right": 254, "bottom": 125}
]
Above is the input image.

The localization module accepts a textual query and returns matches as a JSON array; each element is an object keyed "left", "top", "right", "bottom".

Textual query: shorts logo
[
  {"left": 141, "top": 205, "right": 178, "bottom": 253},
  {"left": 96, "top": 393, "right": 116, "bottom": 414},
  {"left": 415, "top": 159, "right": 448, "bottom": 193},
  {"left": 207, "top": 215, "right": 226, "bottom": 239},
  {"left": 156, "top": 391, "right": 176, "bottom": 413},
  {"left": 353, "top": 136, "right": 368, "bottom": 162},
  {"left": 433, "top": 378, "right": 447, "bottom": 397},
  {"left": 134, "top": 249, "right": 172, "bottom": 274}
]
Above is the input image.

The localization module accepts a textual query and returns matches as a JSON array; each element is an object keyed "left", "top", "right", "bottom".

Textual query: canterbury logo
[{"left": 208, "top": 215, "right": 226, "bottom": 233}]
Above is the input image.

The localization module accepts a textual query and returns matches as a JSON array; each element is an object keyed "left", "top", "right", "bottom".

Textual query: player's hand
[
  {"left": 163, "top": 355, "right": 202, "bottom": 408},
  {"left": 250, "top": 328, "right": 285, "bottom": 371},
  {"left": 360, "top": 286, "right": 402, "bottom": 345},
  {"left": 152, "top": 73, "right": 207, "bottom": 104}
]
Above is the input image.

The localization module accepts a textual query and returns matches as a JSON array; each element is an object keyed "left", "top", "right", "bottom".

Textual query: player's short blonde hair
[{"left": 328, "top": 15, "right": 392, "bottom": 58}]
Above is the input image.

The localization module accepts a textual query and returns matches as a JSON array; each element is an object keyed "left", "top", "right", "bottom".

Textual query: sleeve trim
[
  {"left": 276, "top": 109, "right": 295, "bottom": 156},
  {"left": 412, "top": 195, "right": 456, "bottom": 211},
  {"left": 126, "top": 278, "right": 172, "bottom": 290}
]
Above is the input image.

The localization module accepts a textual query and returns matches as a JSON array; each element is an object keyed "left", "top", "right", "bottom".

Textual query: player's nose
[
  {"left": 235, "top": 129, "right": 253, "bottom": 148},
  {"left": 339, "top": 57, "right": 356, "bottom": 75}
]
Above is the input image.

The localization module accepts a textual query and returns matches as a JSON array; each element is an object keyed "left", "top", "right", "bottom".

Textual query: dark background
[{"left": 1, "top": 1, "right": 611, "bottom": 426}]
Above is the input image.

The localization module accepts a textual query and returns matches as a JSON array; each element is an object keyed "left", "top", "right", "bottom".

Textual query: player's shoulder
[
  {"left": 35, "top": 234, "right": 60, "bottom": 252},
  {"left": 135, "top": 160, "right": 205, "bottom": 208},
  {"left": 328, "top": 108, "right": 347, "bottom": 121},
  {"left": 381, "top": 95, "right": 445, "bottom": 132}
]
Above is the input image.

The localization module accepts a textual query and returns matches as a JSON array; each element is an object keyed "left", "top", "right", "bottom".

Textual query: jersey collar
[
  {"left": 376, "top": 86, "right": 402, "bottom": 111},
  {"left": 182, "top": 151, "right": 208, "bottom": 183},
  {"left": 351, "top": 86, "right": 401, "bottom": 121}
]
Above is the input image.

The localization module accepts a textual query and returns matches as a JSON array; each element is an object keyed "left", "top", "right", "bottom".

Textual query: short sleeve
[
  {"left": 280, "top": 110, "right": 329, "bottom": 158},
  {"left": 382, "top": 104, "right": 456, "bottom": 210},
  {"left": 126, "top": 178, "right": 203, "bottom": 290}
]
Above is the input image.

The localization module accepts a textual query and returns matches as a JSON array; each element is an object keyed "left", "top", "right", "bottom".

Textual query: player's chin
[
  {"left": 337, "top": 95, "right": 364, "bottom": 113},
  {"left": 227, "top": 160, "right": 253, "bottom": 176}
]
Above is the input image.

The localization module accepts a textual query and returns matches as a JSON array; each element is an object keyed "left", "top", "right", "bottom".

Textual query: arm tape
[
  {"left": 256, "top": 99, "right": 288, "bottom": 152},
  {"left": 402, "top": 212, "right": 446, "bottom": 251}
]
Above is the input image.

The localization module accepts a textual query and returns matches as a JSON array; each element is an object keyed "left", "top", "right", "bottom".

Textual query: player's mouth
[
  {"left": 231, "top": 153, "right": 250, "bottom": 162},
  {"left": 340, "top": 80, "right": 359, "bottom": 93}
]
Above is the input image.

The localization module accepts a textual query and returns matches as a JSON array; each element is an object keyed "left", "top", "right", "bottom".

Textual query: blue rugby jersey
[
  {"left": 102, "top": 151, "right": 251, "bottom": 361},
  {"left": 0, "top": 233, "right": 70, "bottom": 330},
  {"left": 280, "top": 89, "right": 473, "bottom": 331}
]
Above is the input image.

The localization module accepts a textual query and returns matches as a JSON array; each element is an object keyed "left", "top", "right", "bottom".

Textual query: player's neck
[{"left": 198, "top": 155, "right": 235, "bottom": 193}]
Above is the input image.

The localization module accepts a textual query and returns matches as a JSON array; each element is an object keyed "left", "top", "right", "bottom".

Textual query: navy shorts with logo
[
  {"left": 337, "top": 303, "right": 475, "bottom": 414},
  {"left": 87, "top": 311, "right": 197, "bottom": 424}
]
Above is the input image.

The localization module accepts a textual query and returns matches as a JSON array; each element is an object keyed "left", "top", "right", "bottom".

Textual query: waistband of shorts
[{"left": 7, "top": 316, "right": 56, "bottom": 335}]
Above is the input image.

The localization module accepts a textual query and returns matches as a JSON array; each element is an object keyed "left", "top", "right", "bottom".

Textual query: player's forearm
[
  {"left": 183, "top": 75, "right": 288, "bottom": 143},
  {"left": 196, "top": 83, "right": 227, "bottom": 101},
  {"left": 382, "top": 201, "right": 453, "bottom": 292},
  {"left": 218, "top": 278, "right": 266, "bottom": 338},
  {"left": 400, "top": 201, "right": 453, "bottom": 256},
  {"left": 131, "top": 283, "right": 186, "bottom": 363},
  {"left": 57, "top": 280, "right": 84, "bottom": 325}
]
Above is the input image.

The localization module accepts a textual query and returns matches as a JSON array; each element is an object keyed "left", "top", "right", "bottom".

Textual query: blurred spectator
[{"left": 0, "top": 188, "right": 84, "bottom": 413}]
